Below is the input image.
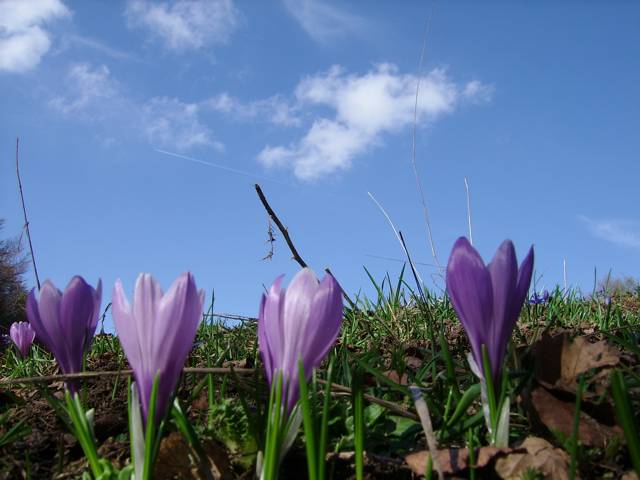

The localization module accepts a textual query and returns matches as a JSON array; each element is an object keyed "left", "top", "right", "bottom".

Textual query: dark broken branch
[{"left": 254, "top": 183, "right": 307, "bottom": 268}]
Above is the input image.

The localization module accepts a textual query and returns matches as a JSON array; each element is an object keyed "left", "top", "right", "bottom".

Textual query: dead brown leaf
[
  {"left": 384, "top": 370, "right": 409, "bottom": 385},
  {"left": 405, "top": 355, "right": 423, "bottom": 371},
  {"left": 154, "top": 431, "right": 232, "bottom": 480},
  {"left": 405, "top": 446, "right": 513, "bottom": 476},
  {"left": 532, "top": 333, "right": 620, "bottom": 392},
  {"left": 531, "top": 387, "right": 623, "bottom": 448},
  {"left": 494, "top": 436, "right": 570, "bottom": 480}
]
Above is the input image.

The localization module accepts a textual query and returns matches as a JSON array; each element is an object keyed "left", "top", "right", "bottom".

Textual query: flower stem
[{"left": 480, "top": 345, "right": 498, "bottom": 444}]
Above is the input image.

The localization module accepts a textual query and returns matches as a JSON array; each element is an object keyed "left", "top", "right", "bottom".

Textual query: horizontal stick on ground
[{"left": 1, "top": 368, "right": 418, "bottom": 421}]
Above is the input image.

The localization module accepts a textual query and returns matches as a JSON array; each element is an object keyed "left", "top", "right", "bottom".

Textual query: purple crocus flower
[
  {"left": 446, "top": 237, "right": 534, "bottom": 381},
  {"left": 9, "top": 321, "right": 36, "bottom": 357},
  {"left": 112, "top": 272, "right": 204, "bottom": 425},
  {"left": 26, "top": 277, "right": 102, "bottom": 377},
  {"left": 258, "top": 268, "right": 343, "bottom": 413},
  {"left": 528, "top": 289, "right": 549, "bottom": 305}
]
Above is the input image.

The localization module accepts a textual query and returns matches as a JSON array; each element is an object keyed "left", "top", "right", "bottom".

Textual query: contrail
[{"left": 153, "top": 148, "right": 293, "bottom": 186}]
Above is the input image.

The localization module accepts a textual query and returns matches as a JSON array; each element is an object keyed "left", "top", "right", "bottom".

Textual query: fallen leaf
[
  {"left": 495, "top": 436, "right": 570, "bottom": 480},
  {"left": 154, "top": 431, "right": 232, "bottom": 480},
  {"left": 531, "top": 387, "right": 623, "bottom": 448},
  {"left": 385, "top": 370, "right": 409, "bottom": 385},
  {"left": 405, "top": 446, "right": 513, "bottom": 476},
  {"left": 405, "top": 355, "right": 423, "bottom": 371},
  {"left": 531, "top": 333, "right": 620, "bottom": 392}
]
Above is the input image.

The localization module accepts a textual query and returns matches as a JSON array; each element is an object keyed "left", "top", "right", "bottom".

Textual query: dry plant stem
[
  {"left": 464, "top": 177, "right": 473, "bottom": 245},
  {"left": 2, "top": 370, "right": 418, "bottom": 421},
  {"left": 318, "top": 379, "right": 419, "bottom": 421},
  {"left": 15, "top": 137, "right": 41, "bottom": 290},
  {"left": 410, "top": 5, "right": 441, "bottom": 269},
  {"left": 254, "top": 183, "right": 307, "bottom": 268},
  {"left": 410, "top": 386, "right": 443, "bottom": 480},
  {"left": 367, "top": 192, "right": 430, "bottom": 284},
  {"left": 203, "top": 312, "right": 258, "bottom": 323}
]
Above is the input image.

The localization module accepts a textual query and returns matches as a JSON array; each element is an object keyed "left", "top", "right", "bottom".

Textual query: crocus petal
[
  {"left": 84, "top": 279, "right": 103, "bottom": 353},
  {"left": 446, "top": 237, "right": 493, "bottom": 369},
  {"left": 486, "top": 240, "right": 518, "bottom": 378},
  {"left": 39, "top": 281, "right": 69, "bottom": 367},
  {"left": 514, "top": 246, "right": 535, "bottom": 316},
  {"left": 60, "top": 277, "right": 98, "bottom": 374},
  {"left": 281, "top": 269, "right": 318, "bottom": 386},
  {"left": 154, "top": 273, "right": 203, "bottom": 423},
  {"left": 301, "top": 274, "right": 343, "bottom": 375},
  {"left": 258, "top": 275, "right": 285, "bottom": 384},
  {"left": 26, "top": 289, "right": 51, "bottom": 350},
  {"left": 112, "top": 279, "right": 142, "bottom": 376}
]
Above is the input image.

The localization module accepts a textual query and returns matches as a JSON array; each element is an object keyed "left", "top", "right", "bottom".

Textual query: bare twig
[
  {"left": 203, "top": 312, "right": 258, "bottom": 323},
  {"left": 262, "top": 214, "right": 275, "bottom": 261},
  {"left": 98, "top": 302, "right": 112, "bottom": 334},
  {"left": 410, "top": 5, "right": 441, "bottom": 269},
  {"left": 0, "top": 367, "right": 255, "bottom": 385},
  {"left": 318, "top": 379, "right": 419, "bottom": 421},
  {"left": 15, "top": 137, "right": 41, "bottom": 290},
  {"left": 1, "top": 368, "right": 419, "bottom": 421},
  {"left": 464, "top": 176, "right": 473, "bottom": 245},
  {"left": 254, "top": 184, "right": 307, "bottom": 268}
]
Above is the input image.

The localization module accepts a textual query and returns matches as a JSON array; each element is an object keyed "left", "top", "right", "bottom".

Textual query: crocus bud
[
  {"left": 112, "top": 272, "right": 204, "bottom": 426},
  {"left": 9, "top": 321, "right": 35, "bottom": 357},
  {"left": 446, "top": 237, "right": 533, "bottom": 381},
  {"left": 26, "top": 277, "right": 102, "bottom": 379},
  {"left": 258, "top": 268, "right": 343, "bottom": 413}
]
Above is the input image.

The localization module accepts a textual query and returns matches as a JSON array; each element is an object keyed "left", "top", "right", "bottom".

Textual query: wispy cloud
[
  {"left": 48, "top": 63, "right": 222, "bottom": 152},
  {"left": 49, "top": 63, "right": 119, "bottom": 114},
  {"left": 125, "top": 0, "right": 242, "bottom": 52},
  {"left": 205, "top": 93, "right": 301, "bottom": 127},
  {"left": 143, "top": 97, "right": 224, "bottom": 151},
  {"left": 257, "top": 63, "right": 492, "bottom": 181},
  {"left": 59, "top": 33, "right": 137, "bottom": 61},
  {"left": 0, "top": 0, "right": 70, "bottom": 73},
  {"left": 580, "top": 216, "right": 640, "bottom": 249},
  {"left": 282, "top": 0, "right": 366, "bottom": 43}
]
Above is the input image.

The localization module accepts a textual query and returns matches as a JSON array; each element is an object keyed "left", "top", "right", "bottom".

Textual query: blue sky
[{"left": 1, "top": 1, "right": 639, "bottom": 328}]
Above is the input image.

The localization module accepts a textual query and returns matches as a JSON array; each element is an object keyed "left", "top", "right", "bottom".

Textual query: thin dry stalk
[
  {"left": 15, "top": 137, "right": 41, "bottom": 290},
  {"left": 464, "top": 176, "right": 473, "bottom": 245},
  {"left": 410, "top": 5, "right": 441, "bottom": 269}
]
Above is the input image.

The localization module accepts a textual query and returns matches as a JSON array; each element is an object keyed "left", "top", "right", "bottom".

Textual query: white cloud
[
  {"left": 463, "top": 80, "right": 494, "bottom": 104},
  {"left": 581, "top": 216, "right": 640, "bottom": 249},
  {"left": 0, "top": 0, "right": 69, "bottom": 73},
  {"left": 282, "top": 0, "right": 365, "bottom": 43},
  {"left": 205, "top": 93, "right": 301, "bottom": 127},
  {"left": 257, "top": 63, "right": 491, "bottom": 180},
  {"left": 48, "top": 64, "right": 222, "bottom": 152},
  {"left": 49, "top": 64, "right": 118, "bottom": 114},
  {"left": 142, "top": 97, "right": 223, "bottom": 151},
  {"left": 125, "top": 0, "right": 242, "bottom": 52}
]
